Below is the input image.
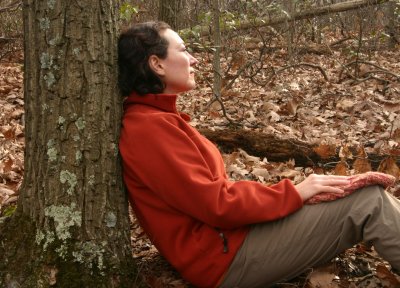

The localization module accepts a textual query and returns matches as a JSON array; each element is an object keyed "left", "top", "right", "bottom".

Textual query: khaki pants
[{"left": 220, "top": 185, "right": 400, "bottom": 288}]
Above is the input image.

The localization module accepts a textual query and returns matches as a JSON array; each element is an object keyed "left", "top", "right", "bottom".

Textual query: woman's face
[{"left": 152, "top": 29, "right": 198, "bottom": 94}]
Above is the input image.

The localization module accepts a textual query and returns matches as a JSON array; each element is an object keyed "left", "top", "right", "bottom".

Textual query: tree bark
[
  {"left": 199, "top": 128, "right": 400, "bottom": 169},
  {"left": 385, "top": 0, "right": 399, "bottom": 48},
  {"left": 200, "top": 128, "right": 318, "bottom": 165},
  {"left": 0, "top": 0, "right": 140, "bottom": 287},
  {"left": 283, "top": 0, "right": 295, "bottom": 63},
  {"left": 191, "top": 0, "right": 389, "bottom": 37},
  {"left": 212, "top": 0, "right": 222, "bottom": 101},
  {"left": 158, "top": 0, "right": 184, "bottom": 30}
]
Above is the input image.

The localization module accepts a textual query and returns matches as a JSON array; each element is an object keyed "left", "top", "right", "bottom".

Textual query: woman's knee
[{"left": 349, "top": 185, "right": 386, "bottom": 203}]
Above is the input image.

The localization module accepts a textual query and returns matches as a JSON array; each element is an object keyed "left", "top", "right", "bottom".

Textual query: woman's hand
[{"left": 295, "top": 174, "right": 351, "bottom": 201}]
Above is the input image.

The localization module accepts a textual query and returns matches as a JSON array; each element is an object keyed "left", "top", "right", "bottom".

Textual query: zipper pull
[{"left": 219, "top": 232, "right": 229, "bottom": 253}]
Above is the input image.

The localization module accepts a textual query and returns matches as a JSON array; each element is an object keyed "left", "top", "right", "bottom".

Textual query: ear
[{"left": 148, "top": 55, "right": 165, "bottom": 76}]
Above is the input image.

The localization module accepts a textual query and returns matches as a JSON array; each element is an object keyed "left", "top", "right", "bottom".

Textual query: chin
[{"left": 182, "top": 82, "right": 196, "bottom": 93}]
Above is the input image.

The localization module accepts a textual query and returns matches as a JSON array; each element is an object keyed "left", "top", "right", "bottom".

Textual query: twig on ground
[
  {"left": 276, "top": 62, "right": 329, "bottom": 81},
  {"left": 329, "top": 36, "right": 354, "bottom": 47},
  {"left": 250, "top": 62, "right": 330, "bottom": 87},
  {"left": 339, "top": 60, "right": 400, "bottom": 84},
  {"left": 203, "top": 76, "right": 237, "bottom": 125}
]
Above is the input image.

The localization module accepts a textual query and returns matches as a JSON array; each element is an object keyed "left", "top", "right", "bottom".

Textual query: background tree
[
  {"left": 158, "top": 0, "right": 185, "bottom": 29},
  {"left": 211, "top": 0, "right": 223, "bottom": 115},
  {"left": 0, "top": 0, "right": 140, "bottom": 287},
  {"left": 282, "top": 0, "right": 295, "bottom": 63},
  {"left": 385, "top": 0, "right": 400, "bottom": 48}
]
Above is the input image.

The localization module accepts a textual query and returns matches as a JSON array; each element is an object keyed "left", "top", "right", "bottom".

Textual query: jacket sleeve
[{"left": 120, "top": 114, "right": 303, "bottom": 230}]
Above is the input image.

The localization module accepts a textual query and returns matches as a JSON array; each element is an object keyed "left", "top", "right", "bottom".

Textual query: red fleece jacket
[{"left": 119, "top": 93, "right": 303, "bottom": 287}]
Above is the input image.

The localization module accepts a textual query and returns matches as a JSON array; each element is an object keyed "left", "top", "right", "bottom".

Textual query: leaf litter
[{"left": 1, "top": 42, "right": 400, "bottom": 287}]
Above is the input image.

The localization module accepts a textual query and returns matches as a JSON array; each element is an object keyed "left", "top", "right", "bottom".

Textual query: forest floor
[{"left": 0, "top": 36, "right": 399, "bottom": 287}]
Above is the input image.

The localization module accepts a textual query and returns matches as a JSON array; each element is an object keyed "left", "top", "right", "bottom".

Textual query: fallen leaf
[
  {"left": 251, "top": 167, "right": 271, "bottom": 180},
  {"left": 314, "top": 144, "right": 336, "bottom": 159},
  {"left": 0, "top": 185, "right": 15, "bottom": 196},
  {"left": 339, "top": 145, "right": 353, "bottom": 160},
  {"left": 336, "top": 99, "right": 355, "bottom": 112},
  {"left": 307, "top": 263, "right": 339, "bottom": 288},
  {"left": 353, "top": 158, "right": 372, "bottom": 174},
  {"left": 391, "top": 128, "right": 400, "bottom": 142},
  {"left": 262, "top": 101, "right": 280, "bottom": 113},
  {"left": 3, "top": 196, "right": 18, "bottom": 205},
  {"left": 2, "top": 158, "right": 14, "bottom": 174},
  {"left": 10, "top": 109, "right": 24, "bottom": 120},
  {"left": 1, "top": 126, "right": 16, "bottom": 139},
  {"left": 266, "top": 111, "right": 280, "bottom": 122},
  {"left": 334, "top": 161, "right": 349, "bottom": 175},
  {"left": 378, "top": 157, "right": 400, "bottom": 179},
  {"left": 375, "top": 264, "right": 400, "bottom": 286},
  {"left": 245, "top": 110, "right": 257, "bottom": 122},
  {"left": 238, "top": 148, "right": 260, "bottom": 163},
  {"left": 280, "top": 98, "right": 300, "bottom": 116},
  {"left": 279, "top": 168, "right": 301, "bottom": 179}
]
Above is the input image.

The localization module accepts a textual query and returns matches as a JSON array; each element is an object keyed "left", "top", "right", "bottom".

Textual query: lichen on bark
[{"left": 59, "top": 171, "right": 77, "bottom": 195}]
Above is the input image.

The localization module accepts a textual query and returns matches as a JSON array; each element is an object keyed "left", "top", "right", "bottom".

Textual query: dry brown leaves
[
  {"left": 0, "top": 63, "right": 24, "bottom": 216},
  {"left": 299, "top": 247, "right": 400, "bottom": 288}
]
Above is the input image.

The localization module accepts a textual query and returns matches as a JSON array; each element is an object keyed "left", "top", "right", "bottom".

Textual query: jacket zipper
[{"left": 216, "top": 228, "right": 229, "bottom": 253}]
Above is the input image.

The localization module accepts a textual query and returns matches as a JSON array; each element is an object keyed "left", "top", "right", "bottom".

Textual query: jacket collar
[
  {"left": 124, "top": 92, "right": 178, "bottom": 113},
  {"left": 123, "top": 92, "right": 191, "bottom": 121}
]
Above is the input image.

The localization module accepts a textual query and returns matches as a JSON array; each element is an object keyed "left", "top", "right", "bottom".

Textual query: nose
[{"left": 189, "top": 53, "right": 198, "bottom": 66}]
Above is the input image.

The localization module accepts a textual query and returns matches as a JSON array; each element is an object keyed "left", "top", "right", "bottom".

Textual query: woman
[{"left": 118, "top": 21, "right": 400, "bottom": 288}]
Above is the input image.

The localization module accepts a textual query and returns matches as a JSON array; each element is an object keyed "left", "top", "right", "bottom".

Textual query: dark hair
[{"left": 118, "top": 21, "right": 170, "bottom": 96}]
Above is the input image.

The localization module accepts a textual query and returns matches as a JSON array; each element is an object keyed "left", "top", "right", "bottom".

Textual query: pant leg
[{"left": 219, "top": 185, "right": 400, "bottom": 288}]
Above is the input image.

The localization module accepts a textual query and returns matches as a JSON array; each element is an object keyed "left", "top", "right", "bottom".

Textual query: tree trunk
[
  {"left": 283, "top": 0, "right": 295, "bottom": 63},
  {"left": 191, "top": 0, "right": 389, "bottom": 37},
  {"left": 158, "top": 0, "right": 184, "bottom": 30},
  {"left": 0, "top": 1, "right": 140, "bottom": 287},
  {"left": 312, "top": 0, "right": 327, "bottom": 44},
  {"left": 212, "top": 0, "right": 222, "bottom": 101},
  {"left": 385, "top": 0, "right": 399, "bottom": 48}
]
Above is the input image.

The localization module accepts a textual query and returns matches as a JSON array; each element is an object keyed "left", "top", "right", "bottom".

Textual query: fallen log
[
  {"left": 199, "top": 128, "right": 318, "bottom": 165},
  {"left": 199, "top": 128, "right": 400, "bottom": 170}
]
